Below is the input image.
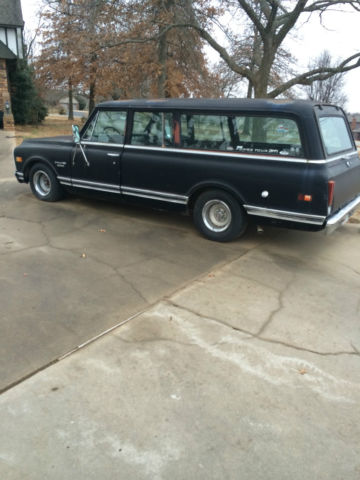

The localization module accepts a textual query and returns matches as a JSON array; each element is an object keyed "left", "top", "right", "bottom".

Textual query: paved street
[{"left": 1, "top": 131, "right": 360, "bottom": 479}]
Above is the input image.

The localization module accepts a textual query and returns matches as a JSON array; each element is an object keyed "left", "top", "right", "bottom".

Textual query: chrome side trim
[
  {"left": 244, "top": 205, "right": 326, "bottom": 225},
  {"left": 76, "top": 142, "right": 358, "bottom": 164},
  {"left": 72, "top": 178, "right": 119, "bottom": 189},
  {"left": 81, "top": 141, "right": 124, "bottom": 148},
  {"left": 72, "top": 178, "right": 120, "bottom": 194},
  {"left": 325, "top": 194, "right": 360, "bottom": 234},
  {"left": 309, "top": 151, "right": 359, "bottom": 165},
  {"left": 124, "top": 144, "right": 308, "bottom": 163},
  {"left": 58, "top": 176, "right": 120, "bottom": 194},
  {"left": 122, "top": 186, "right": 188, "bottom": 205},
  {"left": 73, "top": 184, "right": 120, "bottom": 194},
  {"left": 57, "top": 176, "right": 186, "bottom": 203}
]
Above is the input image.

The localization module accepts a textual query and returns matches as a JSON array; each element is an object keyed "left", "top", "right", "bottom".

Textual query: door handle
[{"left": 107, "top": 153, "right": 120, "bottom": 157}]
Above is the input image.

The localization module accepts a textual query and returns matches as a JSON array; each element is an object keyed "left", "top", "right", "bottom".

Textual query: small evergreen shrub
[{"left": 8, "top": 60, "right": 48, "bottom": 125}]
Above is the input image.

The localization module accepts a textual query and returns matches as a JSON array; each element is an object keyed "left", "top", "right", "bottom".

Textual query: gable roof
[
  {"left": 0, "top": 0, "right": 24, "bottom": 27},
  {"left": 0, "top": 40, "right": 16, "bottom": 59}
]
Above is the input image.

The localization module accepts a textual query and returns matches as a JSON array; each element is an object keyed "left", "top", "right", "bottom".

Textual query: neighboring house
[
  {"left": 0, "top": 0, "right": 24, "bottom": 130},
  {"left": 347, "top": 114, "right": 360, "bottom": 141},
  {"left": 59, "top": 96, "right": 80, "bottom": 112}
]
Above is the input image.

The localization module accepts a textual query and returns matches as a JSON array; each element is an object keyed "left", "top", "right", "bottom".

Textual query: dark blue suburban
[{"left": 13, "top": 98, "right": 360, "bottom": 241}]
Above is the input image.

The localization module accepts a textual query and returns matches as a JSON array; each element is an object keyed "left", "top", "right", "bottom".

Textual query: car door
[
  {"left": 71, "top": 110, "right": 127, "bottom": 194},
  {"left": 120, "top": 110, "right": 191, "bottom": 206}
]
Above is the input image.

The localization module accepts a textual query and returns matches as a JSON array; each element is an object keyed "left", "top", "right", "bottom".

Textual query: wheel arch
[
  {"left": 23, "top": 157, "right": 58, "bottom": 183},
  {"left": 187, "top": 181, "right": 246, "bottom": 212}
]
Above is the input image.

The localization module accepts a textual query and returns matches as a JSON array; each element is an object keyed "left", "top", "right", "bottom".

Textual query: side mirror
[{"left": 72, "top": 124, "right": 80, "bottom": 144}]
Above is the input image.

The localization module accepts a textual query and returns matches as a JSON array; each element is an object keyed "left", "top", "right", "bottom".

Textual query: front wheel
[
  {"left": 29, "top": 163, "right": 64, "bottom": 202},
  {"left": 193, "top": 190, "right": 247, "bottom": 242}
]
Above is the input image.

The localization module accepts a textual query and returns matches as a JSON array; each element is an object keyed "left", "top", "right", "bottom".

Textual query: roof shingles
[{"left": 0, "top": 0, "right": 24, "bottom": 27}]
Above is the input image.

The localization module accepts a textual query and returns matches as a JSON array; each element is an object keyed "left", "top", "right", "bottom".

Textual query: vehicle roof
[{"left": 96, "top": 98, "right": 342, "bottom": 116}]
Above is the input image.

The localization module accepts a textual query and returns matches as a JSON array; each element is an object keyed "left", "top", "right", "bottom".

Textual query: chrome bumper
[
  {"left": 15, "top": 171, "right": 25, "bottom": 182},
  {"left": 325, "top": 194, "right": 360, "bottom": 234}
]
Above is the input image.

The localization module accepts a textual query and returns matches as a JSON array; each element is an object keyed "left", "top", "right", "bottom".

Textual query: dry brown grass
[{"left": 14, "top": 115, "right": 80, "bottom": 146}]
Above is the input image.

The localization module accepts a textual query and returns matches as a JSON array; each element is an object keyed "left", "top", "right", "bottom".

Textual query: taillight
[{"left": 328, "top": 180, "right": 335, "bottom": 207}]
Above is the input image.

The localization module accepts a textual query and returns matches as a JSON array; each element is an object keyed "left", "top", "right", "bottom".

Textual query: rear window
[{"left": 318, "top": 116, "right": 353, "bottom": 156}]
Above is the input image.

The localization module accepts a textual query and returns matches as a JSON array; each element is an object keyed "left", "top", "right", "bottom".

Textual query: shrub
[{"left": 8, "top": 60, "right": 48, "bottom": 125}]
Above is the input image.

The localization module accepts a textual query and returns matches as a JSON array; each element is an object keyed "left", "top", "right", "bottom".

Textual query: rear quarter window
[
  {"left": 318, "top": 116, "right": 353, "bottom": 156},
  {"left": 179, "top": 113, "right": 304, "bottom": 157}
]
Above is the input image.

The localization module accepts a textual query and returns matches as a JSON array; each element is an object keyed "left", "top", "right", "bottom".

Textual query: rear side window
[
  {"left": 319, "top": 116, "right": 353, "bottom": 156},
  {"left": 130, "top": 112, "right": 173, "bottom": 147},
  {"left": 179, "top": 114, "right": 303, "bottom": 157}
]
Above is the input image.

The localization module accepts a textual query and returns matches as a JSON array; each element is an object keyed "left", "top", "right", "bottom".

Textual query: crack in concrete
[
  {"left": 166, "top": 300, "right": 360, "bottom": 358},
  {"left": 225, "top": 269, "right": 283, "bottom": 293},
  {"left": 255, "top": 275, "right": 295, "bottom": 337}
]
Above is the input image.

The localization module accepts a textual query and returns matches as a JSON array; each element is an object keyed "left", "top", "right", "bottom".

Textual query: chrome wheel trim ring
[
  {"left": 202, "top": 200, "right": 232, "bottom": 232},
  {"left": 33, "top": 170, "right": 51, "bottom": 197}
]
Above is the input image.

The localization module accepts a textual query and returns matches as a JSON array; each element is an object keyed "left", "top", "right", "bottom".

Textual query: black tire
[
  {"left": 29, "top": 163, "right": 64, "bottom": 202},
  {"left": 193, "top": 189, "right": 248, "bottom": 242}
]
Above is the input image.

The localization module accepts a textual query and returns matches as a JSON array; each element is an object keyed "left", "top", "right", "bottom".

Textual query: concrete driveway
[
  {"left": 0, "top": 131, "right": 261, "bottom": 391},
  {"left": 1, "top": 131, "right": 360, "bottom": 479}
]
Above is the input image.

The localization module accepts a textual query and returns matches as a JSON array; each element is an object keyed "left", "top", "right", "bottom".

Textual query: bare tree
[
  {"left": 305, "top": 50, "right": 347, "bottom": 107},
  {"left": 174, "top": 0, "right": 360, "bottom": 98}
]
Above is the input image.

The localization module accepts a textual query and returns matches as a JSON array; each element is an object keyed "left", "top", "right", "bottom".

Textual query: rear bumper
[{"left": 325, "top": 194, "right": 360, "bottom": 234}]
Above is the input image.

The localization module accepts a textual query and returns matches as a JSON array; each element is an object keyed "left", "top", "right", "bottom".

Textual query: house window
[
  {"left": 17, "top": 28, "right": 23, "bottom": 58},
  {"left": 0, "top": 28, "right": 6, "bottom": 45},
  {"left": 7, "top": 29, "right": 17, "bottom": 55}
]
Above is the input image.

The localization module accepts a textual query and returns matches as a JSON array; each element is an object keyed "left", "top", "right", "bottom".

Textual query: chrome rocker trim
[
  {"left": 57, "top": 177, "right": 188, "bottom": 204},
  {"left": 58, "top": 176, "right": 120, "bottom": 194},
  {"left": 122, "top": 186, "right": 188, "bottom": 205},
  {"left": 325, "top": 194, "right": 360, "bottom": 234},
  {"left": 244, "top": 205, "right": 326, "bottom": 225}
]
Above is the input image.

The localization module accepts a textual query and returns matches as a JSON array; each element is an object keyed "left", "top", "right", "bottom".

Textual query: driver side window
[{"left": 83, "top": 111, "right": 127, "bottom": 144}]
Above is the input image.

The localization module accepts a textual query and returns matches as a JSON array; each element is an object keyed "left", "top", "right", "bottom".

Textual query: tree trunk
[
  {"left": 68, "top": 78, "right": 74, "bottom": 120},
  {"left": 88, "top": 80, "right": 96, "bottom": 114},
  {"left": 157, "top": 31, "right": 167, "bottom": 97}
]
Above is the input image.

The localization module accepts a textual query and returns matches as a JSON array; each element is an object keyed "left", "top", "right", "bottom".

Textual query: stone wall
[{"left": 0, "top": 58, "right": 15, "bottom": 130}]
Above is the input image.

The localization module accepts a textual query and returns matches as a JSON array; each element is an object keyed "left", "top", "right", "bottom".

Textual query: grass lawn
[{"left": 14, "top": 115, "right": 84, "bottom": 146}]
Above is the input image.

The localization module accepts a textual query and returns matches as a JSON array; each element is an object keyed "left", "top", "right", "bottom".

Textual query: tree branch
[
  {"left": 99, "top": 22, "right": 255, "bottom": 83},
  {"left": 268, "top": 53, "right": 360, "bottom": 97},
  {"left": 237, "top": 0, "right": 266, "bottom": 38},
  {"left": 303, "top": 0, "right": 360, "bottom": 12}
]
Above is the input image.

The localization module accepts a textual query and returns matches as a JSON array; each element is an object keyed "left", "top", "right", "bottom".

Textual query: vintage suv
[{"left": 13, "top": 98, "right": 360, "bottom": 242}]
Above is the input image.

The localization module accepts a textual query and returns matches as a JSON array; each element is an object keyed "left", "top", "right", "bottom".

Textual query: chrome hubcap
[
  {"left": 202, "top": 200, "right": 232, "bottom": 232},
  {"left": 33, "top": 170, "right": 51, "bottom": 196}
]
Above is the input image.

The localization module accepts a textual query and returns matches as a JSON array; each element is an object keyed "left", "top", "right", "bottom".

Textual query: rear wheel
[
  {"left": 193, "top": 189, "right": 247, "bottom": 242},
  {"left": 29, "top": 163, "right": 64, "bottom": 202}
]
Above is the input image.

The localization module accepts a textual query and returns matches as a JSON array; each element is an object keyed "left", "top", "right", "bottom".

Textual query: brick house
[
  {"left": 0, "top": 0, "right": 24, "bottom": 130},
  {"left": 348, "top": 114, "right": 360, "bottom": 141}
]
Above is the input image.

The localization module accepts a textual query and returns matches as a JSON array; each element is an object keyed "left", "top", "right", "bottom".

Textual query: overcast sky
[{"left": 21, "top": 0, "right": 360, "bottom": 113}]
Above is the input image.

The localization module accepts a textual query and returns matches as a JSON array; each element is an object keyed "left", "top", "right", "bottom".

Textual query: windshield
[{"left": 319, "top": 116, "right": 353, "bottom": 156}]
